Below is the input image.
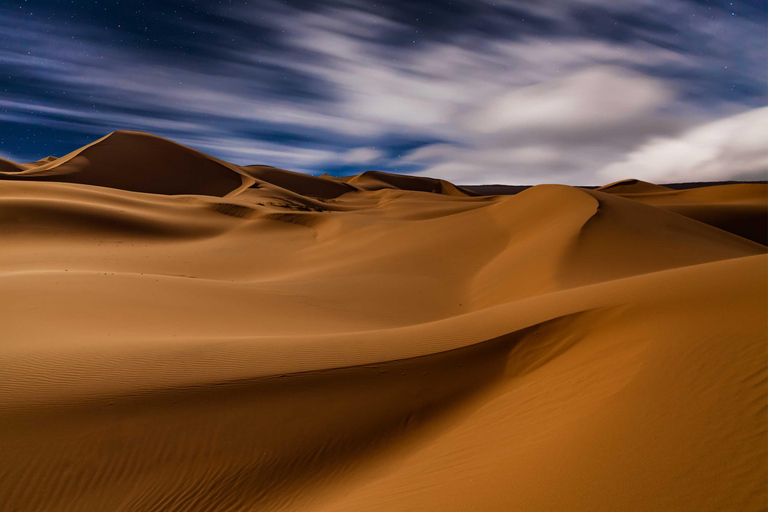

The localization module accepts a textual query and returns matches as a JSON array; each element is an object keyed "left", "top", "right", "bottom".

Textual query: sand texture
[{"left": 1, "top": 131, "right": 766, "bottom": 511}]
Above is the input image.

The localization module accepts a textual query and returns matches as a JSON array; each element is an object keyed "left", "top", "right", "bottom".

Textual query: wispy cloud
[
  {"left": 0, "top": 0, "right": 765, "bottom": 183},
  {"left": 341, "top": 147, "right": 384, "bottom": 165}
]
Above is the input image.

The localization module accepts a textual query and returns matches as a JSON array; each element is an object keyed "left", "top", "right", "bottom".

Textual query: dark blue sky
[{"left": 1, "top": 0, "right": 766, "bottom": 184}]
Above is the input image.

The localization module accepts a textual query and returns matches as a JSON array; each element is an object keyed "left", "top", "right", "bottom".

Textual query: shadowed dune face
[
  {"left": 0, "top": 134, "right": 766, "bottom": 512},
  {"left": 242, "top": 165, "right": 358, "bottom": 200},
  {"left": 1, "top": 324, "right": 530, "bottom": 512},
  {"left": 0, "top": 157, "right": 25, "bottom": 173},
  {"left": 0, "top": 131, "right": 250, "bottom": 196},
  {"left": 596, "top": 180, "right": 768, "bottom": 245},
  {"left": 347, "top": 171, "right": 468, "bottom": 197}
]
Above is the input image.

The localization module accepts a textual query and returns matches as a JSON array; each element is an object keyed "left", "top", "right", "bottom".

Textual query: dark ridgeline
[{"left": 462, "top": 181, "right": 768, "bottom": 196}]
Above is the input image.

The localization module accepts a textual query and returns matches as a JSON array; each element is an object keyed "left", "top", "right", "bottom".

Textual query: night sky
[{"left": 1, "top": 0, "right": 766, "bottom": 184}]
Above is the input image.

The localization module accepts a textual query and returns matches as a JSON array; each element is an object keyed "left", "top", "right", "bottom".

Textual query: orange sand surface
[{"left": 1, "top": 131, "right": 766, "bottom": 511}]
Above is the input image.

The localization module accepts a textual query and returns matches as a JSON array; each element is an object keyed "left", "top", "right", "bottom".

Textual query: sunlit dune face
[
  {"left": 0, "top": 130, "right": 766, "bottom": 511},
  {"left": 1, "top": 0, "right": 766, "bottom": 509}
]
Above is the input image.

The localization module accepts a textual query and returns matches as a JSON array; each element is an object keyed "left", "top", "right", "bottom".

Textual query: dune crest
[
  {"left": 596, "top": 178, "right": 673, "bottom": 194},
  {"left": 0, "top": 133, "right": 765, "bottom": 512}
]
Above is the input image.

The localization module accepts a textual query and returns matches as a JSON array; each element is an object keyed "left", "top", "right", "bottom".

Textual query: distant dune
[{"left": 1, "top": 131, "right": 766, "bottom": 511}]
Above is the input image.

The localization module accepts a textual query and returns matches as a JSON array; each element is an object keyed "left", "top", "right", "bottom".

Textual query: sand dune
[
  {"left": 598, "top": 180, "right": 768, "bottom": 245},
  {"left": 0, "top": 157, "right": 25, "bottom": 173},
  {"left": 0, "top": 131, "right": 251, "bottom": 196},
  {"left": 0, "top": 132, "right": 765, "bottom": 511}
]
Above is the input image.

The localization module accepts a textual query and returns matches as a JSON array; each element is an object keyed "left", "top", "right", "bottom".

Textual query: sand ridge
[{"left": 0, "top": 132, "right": 766, "bottom": 511}]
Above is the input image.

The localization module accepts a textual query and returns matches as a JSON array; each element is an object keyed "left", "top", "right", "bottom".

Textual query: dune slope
[
  {"left": 598, "top": 178, "right": 768, "bottom": 245},
  {"left": 0, "top": 131, "right": 251, "bottom": 196},
  {"left": 0, "top": 134, "right": 765, "bottom": 512}
]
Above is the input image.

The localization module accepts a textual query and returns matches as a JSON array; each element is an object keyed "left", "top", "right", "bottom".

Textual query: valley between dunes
[{"left": 1, "top": 131, "right": 766, "bottom": 511}]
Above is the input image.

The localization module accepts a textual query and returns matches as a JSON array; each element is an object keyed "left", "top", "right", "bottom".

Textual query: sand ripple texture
[{"left": 1, "top": 131, "right": 766, "bottom": 511}]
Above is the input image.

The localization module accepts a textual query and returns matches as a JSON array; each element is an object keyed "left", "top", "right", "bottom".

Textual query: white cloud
[
  {"left": 405, "top": 144, "right": 564, "bottom": 168},
  {"left": 188, "top": 137, "right": 385, "bottom": 170},
  {"left": 463, "top": 66, "right": 673, "bottom": 135},
  {"left": 2, "top": 1, "right": 765, "bottom": 185},
  {"left": 0, "top": 99, "right": 209, "bottom": 134},
  {"left": 176, "top": 135, "right": 338, "bottom": 172},
  {"left": 341, "top": 147, "right": 384, "bottom": 164},
  {"left": 490, "top": 38, "right": 687, "bottom": 79},
  {"left": 408, "top": 144, "right": 605, "bottom": 186},
  {"left": 397, "top": 65, "right": 684, "bottom": 185},
  {"left": 399, "top": 143, "right": 460, "bottom": 165},
  {"left": 599, "top": 107, "right": 768, "bottom": 183}
]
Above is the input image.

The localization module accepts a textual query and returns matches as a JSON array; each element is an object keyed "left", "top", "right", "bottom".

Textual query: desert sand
[{"left": 0, "top": 131, "right": 766, "bottom": 511}]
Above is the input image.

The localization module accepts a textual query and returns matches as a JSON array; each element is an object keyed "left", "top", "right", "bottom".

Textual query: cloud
[
  {"left": 599, "top": 107, "right": 768, "bottom": 183},
  {"left": 0, "top": 0, "right": 766, "bottom": 184},
  {"left": 463, "top": 66, "right": 673, "bottom": 136},
  {"left": 341, "top": 147, "right": 384, "bottom": 164},
  {"left": 402, "top": 65, "right": 685, "bottom": 185},
  {"left": 174, "top": 134, "right": 339, "bottom": 173},
  {"left": 399, "top": 144, "right": 460, "bottom": 165},
  {"left": 407, "top": 143, "right": 612, "bottom": 186},
  {"left": 491, "top": 39, "right": 687, "bottom": 71}
]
